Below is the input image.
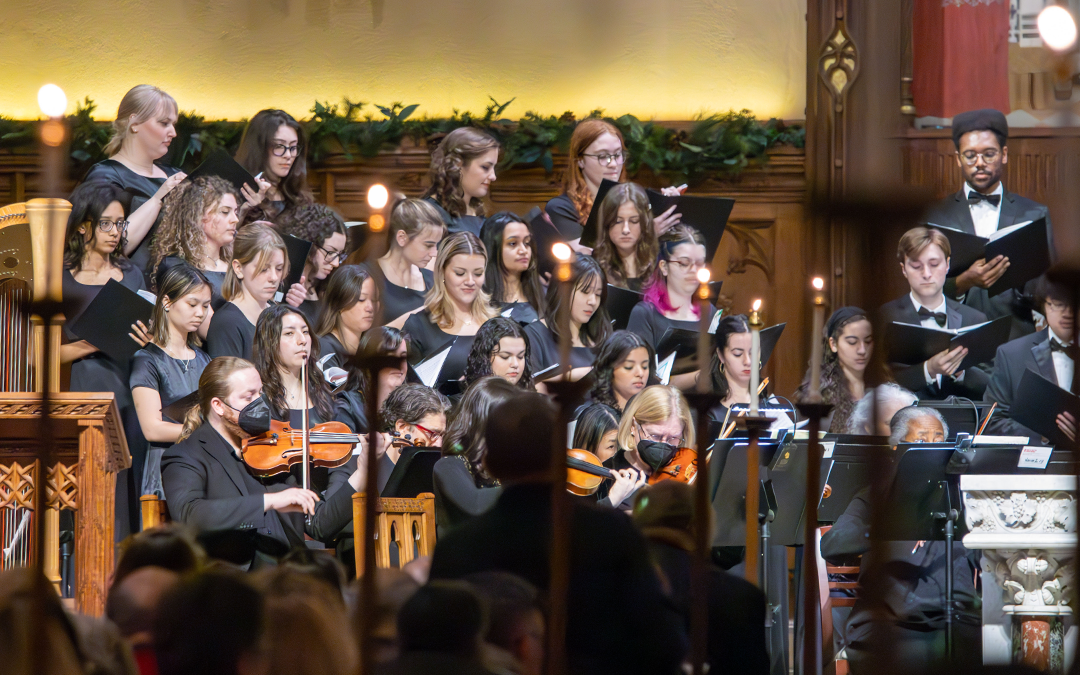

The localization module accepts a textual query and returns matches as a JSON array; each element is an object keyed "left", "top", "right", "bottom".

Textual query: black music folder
[
  {"left": 1011, "top": 369, "right": 1080, "bottom": 448},
  {"left": 886, "top": 316, "right": 1011, "bottom": 371},
  {"left": 68, "top": 279, "right": 154, "bottom": 363},
  {"left": 579, "top": 179, "right": 620, "bottom": 249},
  {"left": 185, "top": 149, "right": 259, "bottom": 196},
  {"left": 281, "top": 234, "right": 313, "bottom": 291},
  {"left": 646, "top": 190, "right": 733, "bottom": 262},
  {"left": 930, "top": 219, "right": 1051, "bottom": 296},
  {"left": 605, "top": 284, "right": 642, "bottom": 331},
  {"left": 759, "top": 322, "right": 786, "bottom": 371},
  {"left": 526, "top": 206, "right": 566, "bottom": 276},
  {"left": 413, "top": 337, "right": 475, "bottom": 391},
  {"left": 654, "top": 321, "right": 784, "bottom": 378},
  {"left": 381, "top": 448, "right": 442, "bottom": 498}
]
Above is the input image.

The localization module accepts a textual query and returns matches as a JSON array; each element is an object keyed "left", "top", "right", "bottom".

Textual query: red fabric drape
[{"left": 913, "top": 0, "right": 1011, "bottom": 118}]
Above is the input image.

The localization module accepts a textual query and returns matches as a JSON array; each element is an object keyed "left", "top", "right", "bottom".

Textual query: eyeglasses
[
  {"left": 1046, "top": 299, "right": 1073, "bottom": 313},
  {"left": 635, "top": 421, "right": 683, "bottom": 446},
  {"left": 96, "top": 219, "right": 129, "bottom": 233},
  {"left": 316, "top": 244, "right": 347, "bottom": 263},
  {"left": 271, "top": 143, "right": 300, "bottom": 157},
  {"left": 667, "top": 257, "right": 706, "bottom": 272},
  {"left": 957, "top": 149, "right": 1000, "bottom": 166},
  {"left": 414, "top": 423, "right": 443, "bottom": 443},
  {"left": 581, "top": 151, "right": 626, "bottom": 166}
]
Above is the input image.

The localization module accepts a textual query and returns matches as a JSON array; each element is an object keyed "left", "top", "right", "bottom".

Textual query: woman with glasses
[
  {"left": 60, "top": 181, "right": 152, "bottom": 536},
  {"left": 234, "top": 109, "right": 313, "bottom": 223},
  {"left": 627, "top": 225, "right": 717, "bottom": 389},
  {"left": 148, "top": 176, "right": 239, "bottom": 330},
  {"left": 81, "top": 85, "right": 187, "bottom": 275},
  {"left": 274, "top": 203, "right": 349, "bottom": 322},
  {"left": 423, "top": 127, "right": 500, "bottom": 237},
  {"left": 593, "top": 183, "right": 659, "bottom": 292},
  {"left": 596, "top": 385, "right": 693, "bottom": 507},
  {"left": 545, "top": 119, "right": 682, "bottom": 248}
]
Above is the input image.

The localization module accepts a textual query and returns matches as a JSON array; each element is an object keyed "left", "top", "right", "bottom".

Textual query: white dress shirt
[
  {"left": 1049, "top": 328, "right": 1075, "bottom": 390},
  {"left": 966, "top": 182, "right": 1004, "bottom": 239},
  {"left": 911, "top": 293, "right": 950, "bottom": 386}
]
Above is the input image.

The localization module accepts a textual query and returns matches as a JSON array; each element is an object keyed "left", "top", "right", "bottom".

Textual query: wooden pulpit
[{"left": 0, "top": 391, "right": 131, "bottom": 616}]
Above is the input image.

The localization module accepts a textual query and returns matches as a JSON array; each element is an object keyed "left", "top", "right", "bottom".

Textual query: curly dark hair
[
  {"left": 422, "top": 127, "right": 499, "bottom": 218},
  {"left": 543, "top": 255, "right": 612, "bottom": 348},
  {"left": 590, "top": 330, "right": 657, "bottom": 411},
  {"left": 442, "top": 376, "right": 520, "bottom": 486},
  {"left": 380, "top": 383, "right": 451, "bottom": 432},
  {"left": 479, "top": 211, "right": 545, "bottom": 314},
  {"left": 150, "top": 175, "right": 237, "bottom": 286},
  {"left": 795, "top": 308, "right": 879, "bottom": 432},
  {"left": 63, "top": 181, "right": 132, "bottom": 272},
  {"left": 463, "top": 317, "right": 533, "bottom": 390},
  {"left": 708, "top": 314, "right": 751, "bottom": 399},
  {"left": 274, "top": 203, "right": 346, "bottom": 256},
  {"left": 253, "top": 304, "right": 335, "bottom": 422}
]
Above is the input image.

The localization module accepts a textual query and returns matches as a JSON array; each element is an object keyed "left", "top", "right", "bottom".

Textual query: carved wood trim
[
  {"left": 0, "top": 460, "right": 36, "bottom": 510},
  {"left": 46, "top": 462, "right": 78, "bottom": 511}
]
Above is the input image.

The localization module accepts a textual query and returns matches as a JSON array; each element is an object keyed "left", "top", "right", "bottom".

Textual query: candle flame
[
  {"left": 552, "top": 242, "right": 572, "bottom": 262},
  {"left": 752, "top": 298, "right": 762, "bottom": 311},
  {"left": 812, "top": 277, "right": 824, "bottom": 291},
  {"left": 696, "top": 268, "right": 711, "bottom": 284},
  {"left": 366, "top": 184, "right": 389, "bottom": 209},
  {"left": 38, "top": 84, "right": 67, "bottom": 118}
]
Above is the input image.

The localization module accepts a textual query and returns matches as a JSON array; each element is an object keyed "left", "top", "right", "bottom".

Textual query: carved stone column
[{"left": 961, "top": 475, "right": 1076, "bottom": 673}]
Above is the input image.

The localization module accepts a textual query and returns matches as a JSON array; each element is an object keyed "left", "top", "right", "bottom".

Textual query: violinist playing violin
[
  {"left": 595, "top": 385, "right": 694, "bottom": 507},
  {"left": 160, "top": 356, "right": 377, "bottom": 569}
]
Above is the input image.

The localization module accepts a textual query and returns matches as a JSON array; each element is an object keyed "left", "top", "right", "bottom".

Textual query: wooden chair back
[
  {"left": 351, "top": 492, "right": 436, "bottom": 576},
  {"left": 818, "top": 525, "right": 860, "bottom": 675},
  {"left": 140, "top": 495, "right": 169, "bottom": 530}
]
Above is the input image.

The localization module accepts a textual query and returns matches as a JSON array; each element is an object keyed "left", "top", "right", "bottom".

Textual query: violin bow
[{"left": 301, "top": 355, "right": 311, "bottom": 492}]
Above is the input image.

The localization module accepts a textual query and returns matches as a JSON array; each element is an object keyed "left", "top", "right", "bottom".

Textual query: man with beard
[
  {"left": 925, "top": 108, "right": 1054, "bottom": 339},
  {"left": 160, "top": 356, "right": 371, "bottom": 568}
]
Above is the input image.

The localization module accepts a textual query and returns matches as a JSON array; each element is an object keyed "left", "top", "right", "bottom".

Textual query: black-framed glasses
[
  {"left": 581, "top": 151, "right": 626, "bottom": 166},
  {"left": 316, "top": 244, "right": 347, "bottom": 263},
  {"left": 957, "top": 149, "right": 1000, "bottom": 166},
  {"left": 271, "top": 143, "right": 300, "bottom": 157},
  {"left": 96, "top": 219, "right": 129, "bottom": 233}
]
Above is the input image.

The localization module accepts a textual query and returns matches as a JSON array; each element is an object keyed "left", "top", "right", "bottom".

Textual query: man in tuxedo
[
  {"left": 924, "top": 108, "right": 1053, "bottom": 338},
  {"left": 161, "top": 357, "right": 366, "bottom": 568},
  {"left": 879, "top": 226, "right": 989, "bottom": 400},
  {"left": 428, "top": 391, "right": 688, "bottom": 675},
  {"left": 984, "top": 274, "right": 1077, "bottom": 442}
]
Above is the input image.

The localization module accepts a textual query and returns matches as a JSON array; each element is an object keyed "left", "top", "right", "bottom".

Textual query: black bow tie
[
  {"left": 967, "top": 191, "right": 1001, "bottom": 207},
  {"left": 1050, "top": 339, "right": 1077, "bottom": 360},
  {"left": 917, "top": 306, "right": 947, "bottom": 327}
]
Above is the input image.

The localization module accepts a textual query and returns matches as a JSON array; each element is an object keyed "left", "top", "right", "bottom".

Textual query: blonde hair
[
  {"left": 617, "top": 385, "right": 695, "bottom": 451},
  {"left": 104, "top": 85, "right": 178, "bottom": 156},
  {"left": 221, "top": 223, "right": 289, "bottom": 302},
  {"left": 388, "top": 198, "right": 446, "bottom": 248},
  {"left": 150, "top": 175, "right": 238, "bottom": 283},
  {"left": 179, "top": 356, "right": 257, "bottom": 441},
  {"left": 425, "top": 232, "right": 499, "bottom": 329}
]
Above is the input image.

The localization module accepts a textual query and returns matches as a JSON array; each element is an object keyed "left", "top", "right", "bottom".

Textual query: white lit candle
[
  {"left": 696, "top": 268, "right": 712, "bottom": 394},
  {"left": 749, "top": 299, "right": 762, "bottom": 415},
  {"left": 809, "top": 277, "right": 826, "bottom": 401}
]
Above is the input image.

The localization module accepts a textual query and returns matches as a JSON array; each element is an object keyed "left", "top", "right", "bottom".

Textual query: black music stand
[
  {"left": 818, "top": 438, "right": 890, "bottom": 522},
  {"left": 381, "top": 448, "right": 441, "bottom": 498}
]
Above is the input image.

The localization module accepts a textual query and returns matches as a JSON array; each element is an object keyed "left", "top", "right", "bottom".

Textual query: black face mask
[
  {"left": 637, "top": 439, "right": 677, "bottom": 472},
  {"left": 228, "top": 396, "right": 271, "bottom": 437}
]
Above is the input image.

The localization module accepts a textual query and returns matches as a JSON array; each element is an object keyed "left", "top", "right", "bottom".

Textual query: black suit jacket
[
  {"left": 161, "top": 423, "right": 356, "bottom": 562},
  {"left": 983, "top": 328, "right": 1058, "bottom": 439},
  {"left": 878, "top": 295, "right": 990, "bottom": 400},
  {"left": 926, "top": 188, "right": 1052, "bottom": 339},
  {"left": 429, "top": 483, "right": 688, "bottom": 675}
]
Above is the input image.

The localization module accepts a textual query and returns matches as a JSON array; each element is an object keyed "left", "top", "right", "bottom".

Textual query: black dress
[
  {"left": 317, "top": 332, "right": 351, "bottom": 373},
  {"left": 402, "top": 309, "right": 456, "bottom": 363},
  {"left": 544, "top": 193, "right": 585, "bottom": 240},
  {"left": 157, "top": 256, "right": 227, "bottom": 310},
  {"left": 205, "top": 301, "right": 257, "bottom": 360},
  {"left": 425, "top": 197, "right": 483, "bottom": 237},
  {"left": 498, "top": 300, "right": 540, "bottom": 325},
  {"left": 522, "top": 321, "right": 596, "bottom": 375},
  {"left": 82, "top": 159, "right": 182, "bottom": 277},
  {"left": 626, "top": 301, "right": 716, "bottom": 353},
  {"left": 374, "top": 265, "right": 433, "bottom": 325},
  {"left": 129, "top": 343, "right": 211, "bottom": 496},
  {"left": 62, "top": 264, "right": 148, "bottom": 537},
  {"left": 431, "top": 455, "right": 501, "bottom": 535}
]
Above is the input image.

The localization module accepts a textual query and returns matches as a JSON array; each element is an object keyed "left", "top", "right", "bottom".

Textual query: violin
[
  {"left": 650, "top": 447, "right": 699, "bottom": 485},
  {"left": 566, "top": 449, "right": 615, "bottom": 496},
  {"left": 241, "top": 419, "right": 359, "bottom": 477}
]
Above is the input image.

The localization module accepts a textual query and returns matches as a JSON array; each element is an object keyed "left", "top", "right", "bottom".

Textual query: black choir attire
[
  {"left": 498, "top": 300, "right": 540, "bottom": 325},
  {"left": 522, "top": 321, "right": 596, "bottom": 374},
  {"left": 129, "top": 343, "right": 211, "bottom": 497},
  {"left": 879, "top": 293, "right": 990, "bottom": 400},
  {"left": 373, "top": 265, "right": 433, "bottom": 326},
  {"left": 62, "top": 264, "right": 148, "bottom": 537},
  {"left": 402, "top": 309, "right": 457, "bottom": 363},
  {"left": 204, "top": 301, "right": 257, "bottom": 360},
  {"left": 431, "top": 456, "right": 501, "bottom": 535},
  {"left": 82, "top": 159, "right": 183, "bottom": 277},
  {"left": 317, "top": 332, "right": 350, "bottom": 372},
  {"left": 429, "top": 483, "right": 689, "bottom": 675},
  {"left": 820, "top": 487, "right": 981, "bottom": 673},
  {"left": 156, "top": 256, "right": 227, "bottom": 310},
  {"left": 544, "top": 193, "right": 585, "bottom": 240},
  {"left": 424, "top": 197, "right": 483, "bottom": 237},
  {"left": 160, "top": 422, "right": 356, "bottom": 568},
  {"left": 925, "top": 184, "right": 1053, "bottom": 340},
  {"left": 984, "top": 327, "right": 1073, "bottom": 439},
  {"left": 626, "top": 302, "right": 717, "bottom": 353}
]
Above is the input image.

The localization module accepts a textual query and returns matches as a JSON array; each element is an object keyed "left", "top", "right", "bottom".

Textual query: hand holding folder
[
  {"left": 885, "top": 316, "right": 1011, "bottom": 371},
  {"left": 68, "top": 279, "right": 155, "bottom": 363},
  {"left": 930, "top": 218, "right": 1051, "bottom": 296},
  {"left": 1011, "top": 370, "right": 1080, "bottom": 448}
]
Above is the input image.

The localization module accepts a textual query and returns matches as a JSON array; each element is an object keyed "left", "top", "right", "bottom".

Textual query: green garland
[{"left": 0, "top": 96, "right": 804, "bottom": 185}]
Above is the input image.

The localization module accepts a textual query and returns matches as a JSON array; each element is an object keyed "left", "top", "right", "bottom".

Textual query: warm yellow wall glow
[{"left": 1, "top": 0, "right": 806, "bottom": 121}]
